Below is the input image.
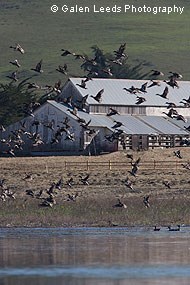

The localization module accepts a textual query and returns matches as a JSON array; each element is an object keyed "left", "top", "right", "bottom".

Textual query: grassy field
[
  {"left": 1, "top": 147, "right": 190, "bottom": 227},
  {"left": 0, "top": 0, "right": 189, "bottom": 87}
]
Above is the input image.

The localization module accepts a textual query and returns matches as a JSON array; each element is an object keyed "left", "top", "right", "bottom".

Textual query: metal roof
[
  {"left": 108, "top": 114, "right": 158, "bottom": 135},
  {"left": 67, "top": 78, "right": 190, "bottom": 107},
  {"left": 48, "top": 101, "right": 189, "bottom": 136},
  {"left": 167, "top": 117, "right": 190, "bottom": 131},
  {"left": 48, "top": 101, "right": 114, "bottom": 132},
  {"left": 138, "top": 116, "right": 189, "bottom": 135}
]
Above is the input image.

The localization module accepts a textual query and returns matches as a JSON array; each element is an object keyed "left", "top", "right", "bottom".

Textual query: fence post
[
  {"left": 154, "top": 160, "right": 156, "bottom": 170},
  {"left": 109, "top": 160, "right": 112, "bottom": 170},
  {"left": 87, "top": 160, "right": 89, "bottom": 171}
]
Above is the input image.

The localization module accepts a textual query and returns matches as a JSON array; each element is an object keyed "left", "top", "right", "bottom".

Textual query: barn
[
  {"left": 1, "top": 78, "right": 190, "bottom": 156},
  {"left": 59, "top": 78, "right": 190, "bottom": 116}
]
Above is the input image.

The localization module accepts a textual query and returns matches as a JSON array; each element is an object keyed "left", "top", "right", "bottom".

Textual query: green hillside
[{"left": 0, "top": 0, "right": 189, "bottom": 88}]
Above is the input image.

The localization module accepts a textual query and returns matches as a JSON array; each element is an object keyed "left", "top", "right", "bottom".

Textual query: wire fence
[{"left": 64, "top": 160, "right": 187, "bottom": 171}]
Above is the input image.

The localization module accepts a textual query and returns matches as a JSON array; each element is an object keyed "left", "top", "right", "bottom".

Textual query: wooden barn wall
[
  {"left": 86, "top": 127, "right": 118, "bottom": 155},
  {"left": 131, "top": 135, "right": 148, "bottom": 150},
  {"left": 146, "top": 107, "right": 190, "bottom": 116},
  {"left": 0, "top": 103, "right": 86, "bottom": 155},
  {"left": 31, "top": 104, "right": 85, "bottom": 153},
  {"left": 89, "top": 105, "right": 146, "bottom": 115},
  {"left": 59, "top": 81, "right": 89, "bottom": 112}
]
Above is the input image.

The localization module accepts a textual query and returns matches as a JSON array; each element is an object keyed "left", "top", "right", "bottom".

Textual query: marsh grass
[{"left": 0, "top": 148, "right": 190, "bottom": 227}]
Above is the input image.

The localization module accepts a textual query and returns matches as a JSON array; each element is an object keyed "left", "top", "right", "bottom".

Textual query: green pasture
[{"left": 0, "top": 0, "right": 189, "bottom": 86}]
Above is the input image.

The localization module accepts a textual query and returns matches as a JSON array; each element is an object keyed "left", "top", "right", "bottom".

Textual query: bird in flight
[
  {"left": 31, "top": 60, "right": 43, "bottom": 73},
  {"left": 61, "top": 49, "right": 75, "bottom": 57},
  {"left": 90, "top": 89, "right": 104, "bottom": 103},
  {"left": 7, "top": 71, "right": 18, "bottom": 81},
  {"left": 76, "top": 79, "right": 88, "bottom": 89},
  {"left": 9, "top": 59, "right": 21, "bottom": 68},
  {"left": 10, "top": 43, "right": 25, "bottom": 54},
  {"left": 143, "top": 196, "right": 150, "bottom": 208},
  {"left": 136, "top": 96, "right": 146, "bottom": 105},
  {"left": 156, "top": 86, "right": 169, "bottom": 99},
  {"left": 106, "top": 107, "right": 120, "bottom": 116},
  {"left": 150, "top": 69, "right": 164, "bottom": 77}
]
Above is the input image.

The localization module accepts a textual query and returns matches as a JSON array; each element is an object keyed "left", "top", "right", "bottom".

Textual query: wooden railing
[{"left": 64, "top": 160, "right": 187, "bottom": 171}]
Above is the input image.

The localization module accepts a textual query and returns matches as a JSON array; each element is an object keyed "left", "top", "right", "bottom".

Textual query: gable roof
[{"left": 67, "top": 78, "right": 190, "bottom": 107}]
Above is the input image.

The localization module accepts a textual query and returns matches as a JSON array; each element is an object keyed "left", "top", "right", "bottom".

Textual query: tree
[
  {"left": 80, "top": 45, "right": 151, "bottom": 79},
  {"left": 0, "top": 77, "right": 38, "bottom": 126}
]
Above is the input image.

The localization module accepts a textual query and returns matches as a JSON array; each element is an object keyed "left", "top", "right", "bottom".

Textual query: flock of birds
[
  {"left": 1, "top": 42, "right": 190, "bottom": 156},
  {"left": 0, "top": 43, "right": 189, "bottom": 228},
  {"left": 0, "top": 142, "right": 189, "bottom": 230},
  {"left": 0, "top": 171, "right": 91, "bottom": 207},
  {"left": 0, "top": 148, "right": 188, "bottom": 215}
]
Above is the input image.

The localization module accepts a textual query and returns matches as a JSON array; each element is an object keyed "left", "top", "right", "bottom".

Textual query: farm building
[
  {"left": 59, "top": 78, "right": 190, "bottom": 116},
  {"left": 1, "top": 78, "right": 190, "bottom": 156}
]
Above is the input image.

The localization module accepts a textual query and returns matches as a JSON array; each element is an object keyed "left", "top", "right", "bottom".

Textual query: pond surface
[{"left": 0, "top": 227, "right": 190, "bottom": 285}]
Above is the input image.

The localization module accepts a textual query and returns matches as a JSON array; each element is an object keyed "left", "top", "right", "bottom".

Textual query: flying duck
[{"left": 90, "top": 89, "right": 104, "bottom": 103}]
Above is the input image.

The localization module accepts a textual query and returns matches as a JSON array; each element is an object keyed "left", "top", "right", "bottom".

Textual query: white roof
[{"left": 67, "top": 78, "right": 190, "bottom": 107}]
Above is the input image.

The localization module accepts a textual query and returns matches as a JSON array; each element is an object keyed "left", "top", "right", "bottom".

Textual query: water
[{"left": 0, "top": 227, "right": 190, "bottom": 285}]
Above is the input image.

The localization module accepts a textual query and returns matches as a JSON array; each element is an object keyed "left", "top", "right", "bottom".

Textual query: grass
[
  {"left": 0, "top": 147, "right": 190, "bottom": 227},
  {"left": 0, "top": 0, "right": 190, "bottom": 87}
]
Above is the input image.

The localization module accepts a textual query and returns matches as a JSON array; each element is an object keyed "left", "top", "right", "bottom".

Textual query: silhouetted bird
[
  {"left": 165, "top": 102, "right": 177, "bottom": 109},
  {"left": 90, "top": 89, "right": 104, "bottom": 103},
  {"left": 136, "top": 96, "right": 146, "bottom": 105},
  {"left": 168, "top": 225, "right": 180, "bottom": 231},
  {"left": 156, "top": 86, "right": 169, "bottom": 99},
  {"left": 7, "top": 71, "right": 18, "bottom": 81},
  {"left": 169, "top": 71, "right": 182, "bottom": 79},
  {"left": 143, "top": 196, "right": 150, "bottom": 208},
  {"left": 181, "top": 96, "right": 190, "bottom": 104},
  {"left": 174, "top": 114, "right": 187, "bottom": 123},
  {"left": 123, "top": 86, "right": 138, "bottom": 94},
  {"left": 173, "top": 150, "right": 182, "bottom": 159},
  {"left": 154, "top": 226, "right": 160, "bottom": 231},
  {"left": 79, "top": 174, "right": 90, "bottom": 185},
  {"left": 126, "top": 153, "right": 133, "bottom": 161},
  {"left": 9, "top": 59, "right": 21, "bottom": 68},
  {"left": 114, "top": 43, "right": 127, "bottom": 59},
  {"left": 163, "top": 181, "right": 171, "bottom": 189},
  {"left": 76, "top": 79, "right": 87, "bottom": 89},
  {"left": 25, "top": 189, "right": 35, "bottom": 197},
  {"left": 112, "top": 120, "right": 123, "bottom": 129},
  {"left": 61, "top": 49, "right": 75, "bottom": 56},
  {"left": 10, "top": 43, "right": 25, "bottom": 54},
  {"left": 66, "top": 177, "right": 74, "bottom": 187},
  {"left": 67, "top": 192, "right": 79, "bottom": 202},
  {"left": 137, "top": 82, "right": 148, "bottom": 93},
  {"left": 56, "top": 64, "right": 68, "bottom": 75},
  {"left": 77, "top": 94, "right": 89, "bottom": 110},
  {"left": 150, "top": 69, "right": 164, "bottom": 77},
  {"left": 148, "top": 80, "right": 161, "bottom": 88},
  {"left": 107, "top": 108, "right": 120, "bottom": 116},
  {"left": 31, "top": 60, "right": 43, "bottom": 73},
  {"left": 164, "top": 78, "right": 179, "bottom": 88},
  {"left": 113, "top": 198, "right": 127, "bottom": 208},
  {"left": 124, "top": 177, "right": 134, "bottom": 190},
  {"left": 162, "top": 108, "right": 178, "bottom": 118}
]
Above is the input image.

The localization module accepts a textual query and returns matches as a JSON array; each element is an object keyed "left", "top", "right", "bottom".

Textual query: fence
[{"left": 64, "top": 160, "right": 187, "bottom": 171}]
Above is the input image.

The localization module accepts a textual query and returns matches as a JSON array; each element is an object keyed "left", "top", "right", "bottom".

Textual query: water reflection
[{"left": 0, "top": 227, "right": 190, "bottom": 285}]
